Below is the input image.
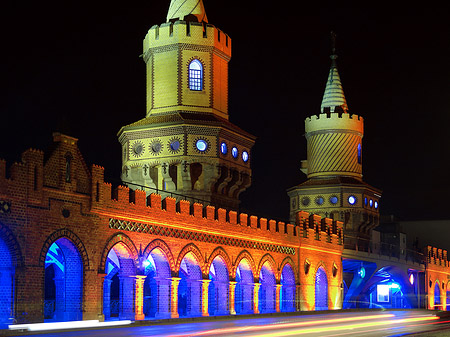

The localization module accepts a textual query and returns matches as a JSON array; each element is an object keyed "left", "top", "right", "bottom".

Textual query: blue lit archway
[
  {"left": 0, "top": 235, "right": 14, "bottom": 327},
  {"left": 208, "top": 255, "right": 229, "bottom": 315},
  {"left": 44, "top": 238, "right": 83, "bottom": 322},
  {"left": 281, "top": 263, "right": 296, "bottom": 312},
  {"left": 434, "top": 282, "right": 441, "bottom": 310},
  {"left": 235, "top": 258, "right": 254, "bottom": 314},
  {"left": 258, "top": 261, "right": 276, "bottom": 313},
  {"left": 178, "top": 252, "right": 202, "bottom": 317},
  {"left": 315, "top": 266, "right": 328, "bottom": 310}
]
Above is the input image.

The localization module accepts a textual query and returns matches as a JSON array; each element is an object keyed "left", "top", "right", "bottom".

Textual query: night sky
[{"left": 1, "top": 2, "right": 449, "bottom": 222}]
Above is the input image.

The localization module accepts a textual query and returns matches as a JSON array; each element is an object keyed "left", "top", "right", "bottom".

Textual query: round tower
[
  {"left": 288, "top": 38, "right": 381, "bottom": 245},
  {"left": 118, "top": 0, "right": 255, "bottom": 210}
]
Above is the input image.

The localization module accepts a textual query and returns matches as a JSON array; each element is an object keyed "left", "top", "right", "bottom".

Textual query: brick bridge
[{"left": 0, "top": 133, "right": 344, "bottom": 324}]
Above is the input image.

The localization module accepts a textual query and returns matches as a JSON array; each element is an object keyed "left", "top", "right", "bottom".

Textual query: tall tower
[
  {"left": 118, "top": 0, "right": 255, "bottom": 210},
  {"left": 287, "top": 36, "right": 381, "bottom": 244}
]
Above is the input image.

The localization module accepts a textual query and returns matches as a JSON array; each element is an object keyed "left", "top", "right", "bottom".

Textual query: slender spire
[
  {"left": 167, "top": 0, "right": 208, "bottom": 23},
  {"left": 320, "top": 31, "right": 348, "bottom": 113}
]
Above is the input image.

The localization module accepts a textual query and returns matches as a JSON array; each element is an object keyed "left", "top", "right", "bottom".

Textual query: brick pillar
[
  {"left": 155, "top": 278, "right": 171, "bottom": 318},
  {"left": 296, "top": 285, "right": 301, "bottom": 311},
  {"left": 253, "top": 282, "right": 261, "bottom": 314},
  {"left": 229, "top": 281, "right": 237, "bottom": 315},
  {"left": 54, "top": 277, "right": 65, "bottom": 321},
  {"left": 201, "top": 279, "right": 211, "bottom": 317},
  {"left": 119, "top": 275, "right": 135, "bottom": 320},
  {"left": 134, "top": 275, "right": 146, "bottom": 320},
  {"left": 103, "top": 278, "right": 112, "bottom": 320},
  {"left": 170, "top": 277, "right": 181, "bottom": 318},
  {"left": 276, "top": 284, "right": 282, "bottom": 313}
]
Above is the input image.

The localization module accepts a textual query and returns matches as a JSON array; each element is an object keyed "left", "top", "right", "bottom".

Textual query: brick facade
[{"left": 0, "top": 133, "right": 344, "bottom": 324}]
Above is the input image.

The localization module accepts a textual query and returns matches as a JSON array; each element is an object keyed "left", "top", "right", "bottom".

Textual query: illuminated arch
[
  {"left": 315, "top": 265, "right": 328, "bottom": 310},
  {"left": 177, "top": 244, "right": 203, "bottom": 317},
  {"left": 206, "top": 247, "right": 232, "bottom": 278},
  {"left": 0, "top": 221, "right": 23, "bottom": 267},
  {"left": 232, "top": 250, "right": 256, "bottom": 280},
  {"left": 143, "top": 239, "right": 175, "bottom": 273},
  {"left": 99, "top": 232, "right": 138, "bottom": 273},
  {"left": 188, "top": 59, "right": 203, "bottom": 91},
  {"left": 175, "top": 243, "right": 205, "bottom": 275},
  {"left": 258, "top": 257, "right": 276, "bottom": 313},
  {"left": 257, "top": 254, "right": 277, "bottom": 281},
  {"left": 280, "top": 256, "right": 297, "bottom": 283},
  {"left": 280, "top": 262, "right": 296, "bottom": 312},
  {"left": 40, "top": 228, "right": 89, "bottom": 271}
]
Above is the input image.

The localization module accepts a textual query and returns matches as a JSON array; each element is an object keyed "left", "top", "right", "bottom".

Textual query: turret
[
  {"left": 288, "top": 33, "right": 381, "bottom": 245},
  {"left": 117, "top": 0, "right": 255, "bottom": 210}
]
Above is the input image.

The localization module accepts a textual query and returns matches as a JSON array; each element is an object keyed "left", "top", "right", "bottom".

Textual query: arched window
[{"left": 189, "top": 59, "right": 203, "bottom": 91}]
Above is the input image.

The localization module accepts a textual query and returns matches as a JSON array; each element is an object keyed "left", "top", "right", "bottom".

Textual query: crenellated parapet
[
  {"left": 425, "top": 246, "right": 450, "bottom": 310},
  {"left": 143, "top": 21, "right": 231, "bottom": 60},
  {"left": 305, "top": 112, "right": 363, "bottom": 134},
  {"left": 426, "top": 246, "right": 449, "bottom": 268}
]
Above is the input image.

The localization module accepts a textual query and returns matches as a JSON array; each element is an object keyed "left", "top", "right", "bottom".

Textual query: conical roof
[
  {"left": 320, "top": 55, "right": 348, "bottom": 113},
  {"left": 167, "top": 0, "right": 208, "bottom": 23}
]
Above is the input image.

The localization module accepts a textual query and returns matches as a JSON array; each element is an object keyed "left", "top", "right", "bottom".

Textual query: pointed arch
[
  {"left": 232, "top": 250, "right": 256, "bottom": 280},
  {"left": 280, "top": 256, "right": 297, "bottom": 284},
  {"left": 257, "top": 254, "right": 277, "bottom": 281},
  {"left": 143, "top": 239, "right": 175, "bottom": 273},
  {"left": 99, "top": 232, "right": 138, "bottom": 273},
  {"left": 0, "top": 221, "right": 23, "bottom": 267},
  {"left": 206, "top": 247, "right": 232, "bottom": 278},
  {"left": 175, "top": 243, "right": 204, "bottom": 275},
  {"left": 40, "top": 228, "right": 89, "bottom": 271}
]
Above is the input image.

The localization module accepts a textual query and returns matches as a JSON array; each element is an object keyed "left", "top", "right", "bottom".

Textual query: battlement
[
  {"left": 143, "top": 20, "right": 231, "bottom": 57},
  {"left": 305, "top": 112, "right": 364, "bottom": 135},
  {"left": 426, "top": 246, "right": 449, "bottom": 267},
  {"left": 91, "top": 168, "right": 343, "bottom": 248}
]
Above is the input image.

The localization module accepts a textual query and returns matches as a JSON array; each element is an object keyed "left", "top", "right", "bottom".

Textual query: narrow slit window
[
  {"left": 189, "top": 59, "right": 203, "bottom": 91},
  {"left": 357, "top": 143, "right": 362, "bottom": 164}
]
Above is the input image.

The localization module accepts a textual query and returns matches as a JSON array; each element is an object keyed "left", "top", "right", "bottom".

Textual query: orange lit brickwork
[
  {"left": 425, "top": 246, "right": 450, "bottom": 310},
  {"left": 296, "top": 212, "right": 344, "bottom": 311},
  {"left": 0, "top": 133, "right": 345, "bottom": 323}
]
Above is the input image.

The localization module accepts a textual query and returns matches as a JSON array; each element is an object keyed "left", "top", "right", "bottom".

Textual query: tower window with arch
[{"left": 189, "top": 59, "right": 203, "bottom": 91}]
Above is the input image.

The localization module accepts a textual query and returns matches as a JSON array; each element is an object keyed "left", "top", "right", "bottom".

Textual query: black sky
[{"left": 1, "top": 2, "right": 449, "bottom": 222}]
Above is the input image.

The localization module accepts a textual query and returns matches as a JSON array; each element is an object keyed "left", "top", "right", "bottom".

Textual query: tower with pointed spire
[
  {"left": 117, "top": 0, "right": 255, "bottom": 210},
  {"left": 287, "top": 34, "right": 381, "bottom": 245}
]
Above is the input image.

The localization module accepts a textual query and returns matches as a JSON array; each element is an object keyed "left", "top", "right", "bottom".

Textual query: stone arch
[
  {"left": 99, "top": 232, "right": 138, "bottom": 273},
  {"left": 175, "top": 243, "right": 205, "bottom": 275},
  {"left": 232, "top": 250, "right": 256, "bottom": 281},
  {"left": 258, "top": 254, "right": 277, "bottom": 313},
  {"left": 176, "top": 243, "right": 203, "bottom": 317},
  {"left": 257, "top": 254, "right": 277, "bottom": 281},
  {"left": 280, "top": 256, "right": 297, "bottom": 283},
  {"left": 40, "top": 228, "right": 89, "bottom": 271},
  {"left": 280, "top": 260, "right": 296, "bottom": 312},
  {"left": 143, "top": 238, "right": 175, "bottom": 273},
  {"left": 206, "top": 247, "right": 232, "bottom": 279},
  {"left": 315, "top": 265, "right": 328, "bottom": 310},
  {"left": 0, "top": 221, "right": 23, "bottom": 267}
]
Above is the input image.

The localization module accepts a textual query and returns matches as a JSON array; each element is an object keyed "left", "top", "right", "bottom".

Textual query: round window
[
  {"left": 231, "top": 147, "right": 238, "bottom": 158},
  {"left": 196, "top": 139, "right": 208, "bottom": 152},
  {"left": 301, "top": 197, "right": 310, "bottom": 206},
  {"left": 330, "top": 196, "right": 338, "bottom": 204},
  {"left": 170, "top": 140, "right": 180, "bottom": 152},
  {"left": 369, "top": 199, "right": 373, "bottom": 208},
  {"left": 151, "top": 141, "right": 162, "bottom": 153},
  {"left": 242, "top": 151, "right": 249, "bottom": 163},
  {"left": 374, "top": 201, "right": 379, "bottom": 209},
  {"left": 348, "top": 195, "right": 357, "bottom": 205},
  {"left": 316, "top": 196, "right": 324, "bottom": 205},
  {"left": 364, "top": 197, "right": 368, "bottom": 206},
  {"left": 220, "top": 142, "right": 227, "bottom": 155}
]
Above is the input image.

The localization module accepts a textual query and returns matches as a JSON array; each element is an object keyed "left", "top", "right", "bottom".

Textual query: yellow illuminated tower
[
  {"left": 288, "top": 36, "right": 381, "bottom": 244},
  {"left": 118, "top": 0, "right": 255, "bottom": 210}
]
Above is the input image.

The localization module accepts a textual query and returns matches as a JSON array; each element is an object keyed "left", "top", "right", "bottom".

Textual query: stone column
[
  {"left": 229, "top": 281, "right": 237, "bottom": 315},
  {"left": 119, "top": 275, "right": 136, "bottom": 320},
  {"left": 201, "top": 279, "right": 211, "bottom": 316},
  {"left": 253, "top": 282, "right": 261, "bottom": 314},
  {"left": 276, "top": 284, "right": 282, "bottom": 313},
  {"left": 170, "top": 277, "right": 181, "bottom": 318},
  {"left": 134, "top": 275, "right": 146, "bottom": 320}
]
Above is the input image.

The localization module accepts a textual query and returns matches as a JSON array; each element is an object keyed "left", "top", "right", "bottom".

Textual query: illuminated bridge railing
[{"left": 344, "top": 236, "right": 425, "bottom": 265}]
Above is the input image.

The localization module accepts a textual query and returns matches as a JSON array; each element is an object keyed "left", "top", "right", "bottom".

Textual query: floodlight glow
[{"left": 410, "top": 274, "right": 414, "bottom": 285}]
